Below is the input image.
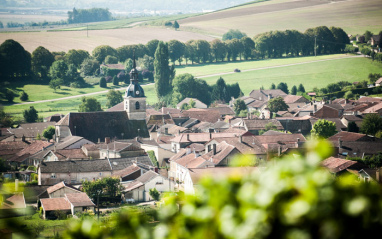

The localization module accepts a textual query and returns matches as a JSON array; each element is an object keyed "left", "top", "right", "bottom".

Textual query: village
[{"left": 1, "top": 58, "right": 382, "bottom": 221}]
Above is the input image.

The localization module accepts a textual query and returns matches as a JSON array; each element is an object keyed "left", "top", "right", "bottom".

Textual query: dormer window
[{"left": 135, "top": 101, "right": 140, "bottom": 110}]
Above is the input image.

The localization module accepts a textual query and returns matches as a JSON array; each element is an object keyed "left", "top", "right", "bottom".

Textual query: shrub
[
  {"left": 100, "top": 77, "right": 107, "bottom": 88},
  {"left": 149, "top": 188, "right": 160, "bottom": 201},
  {"left": 112, "top": 76, "right": 119, "bottom": 86},
  {"left": 19, "top": 91, "right": 28, "bottom": 101}
]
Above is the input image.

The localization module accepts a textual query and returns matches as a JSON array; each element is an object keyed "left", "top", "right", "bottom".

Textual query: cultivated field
[
  {"left": 0, "top": 26, "right": 215, "bottom": 53},
  {"left": 0, "top": 13, "right": 67, "bottom": 24},
  {"left": 179, "top": 0, "right": 382, "bottom": 36}
]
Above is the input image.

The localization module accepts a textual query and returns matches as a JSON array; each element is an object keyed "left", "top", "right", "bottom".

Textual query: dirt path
[{"left": 195, "top": 55, "right": 362, "bottom": 79}]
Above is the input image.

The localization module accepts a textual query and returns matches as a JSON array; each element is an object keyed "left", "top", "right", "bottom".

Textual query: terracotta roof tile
[
  {"left": 40, "top": 198, "right": 71, "bottom": 211},
  {"left": 65, "top": 192, "right": 95, "bottom": 207},
  {"left": 1, "top": 193, "right": 26, "bottom": 209},
  {"left": 321, "top": 157, "right": 360, "bottom": 173},
  {"left": 181, "top": 108, "right": 221, "bottom": 123}
]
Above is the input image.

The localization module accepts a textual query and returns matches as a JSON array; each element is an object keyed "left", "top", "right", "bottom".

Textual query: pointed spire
[{"left": 133, "top": 49, "right": 136, "bottom": 70}]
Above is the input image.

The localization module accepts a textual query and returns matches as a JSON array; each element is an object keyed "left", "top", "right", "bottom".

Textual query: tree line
[{"left": 68, "top": 8, "right": 112, "bottom": 24}]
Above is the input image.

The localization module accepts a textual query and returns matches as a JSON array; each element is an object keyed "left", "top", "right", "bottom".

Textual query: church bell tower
[{"left": 124, "top": 55, "right": 146, "bottom": 120}]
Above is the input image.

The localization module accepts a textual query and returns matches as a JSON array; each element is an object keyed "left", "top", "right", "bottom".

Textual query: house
[
  {"left": 55, "top": 136, "right": 94, "bottom": 150},
  {"left": 180, "top": 108, "right": 222, "bottom": 123},
  {"left": 181, "top": 167, "right": 259, "bottom": 195},
  {"left": 99, "top": 141, "right": 145, "bottom": 159},
  {"left": 44, "top": 114, "right": 64, "bottom": 123},
  {"left": 55, "top": 58, "right": 149, "bottom": 143},
  {"left": 313, "top": 104, "right": 344, "bottom": 118},
  {"left": 40, "top": 192, "right": 95, "bottom": 219},
  {"left": 293, "top": 103, "right": 323, "bottom": 117},
  {"left": 38, "top": 181, "right": 81, "bottom": 199},
  {"left": 249, "top": 89, "right": 287, "bottom": 101},
  {"left": 356, "top": 35, "right": 365, "bottom": 43},
  {"left": 375, "top": 78, "right": 382, "bottom": 87},
  {"left": 310, "top": 117, "right": 347, "bottom": 132},
  {"left": 38, "top": 155, "right": 153, "bottom": 185},
  {"left": 0, "top": 141, "right": 29, "bottom": 160},
  {"left": 176, "top": 98, "right": 207, "bottom": 109},
  {"left": 240, "top": 119, "right": 284, "bottom": 135},
  {"left": 371, "top": 35, "right": 381, "bottom": 47},
  {"left": 321, "top": 157, "right": 365, "bottom": 176},
  {"left": 100, "top": 63, "right": 125, "bottom": 75},
  {"left": 42, "top": 148, "right": 89, "bottom": 162},
  {"left": 330, "top": 138, "right": 382, "bottom": 158},
  {"left": 7, "top": 122, "right": 56, "bottom": 142},
  {"left": 340, "top": 115, "right": 364, "bottom": 128},
  {"left": 362, "top": 103, "right": 382, "bottom": 116},
  {"left": 7, "top": 140, "right": 52, "bottom": 166},
  {"left": 328, "top": 131, "right": 382, "bottom": 143},
  {"left": 122, "top": 170, "right": 174, "bottom": 202},
  {"left": 170, "top": 132, "right": 243, "bottom": 153},
  {"left": 276, "top": 116, "right": 313, "bottom": 135}
]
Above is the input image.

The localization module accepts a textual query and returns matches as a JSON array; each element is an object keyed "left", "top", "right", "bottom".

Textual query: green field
[
  {"left": 175, "top": 54, "right": 350, "bottom": 77},
  {"left": 197, "top": 57, "right": 382, "bottom": 95}
]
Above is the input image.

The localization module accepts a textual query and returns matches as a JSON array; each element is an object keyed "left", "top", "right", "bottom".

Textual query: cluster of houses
[{"left": 1, "top": 62, "right": 382, "bottom": 219}]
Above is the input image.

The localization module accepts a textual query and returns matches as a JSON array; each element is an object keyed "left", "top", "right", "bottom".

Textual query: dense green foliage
[
  {"left": 106, "top": 89, "right": 123, "bottom": 108},
  {"left": 149, "top": 188, "right": 160, "bottom": 201},
  {"left": 0, "top": 39, "right": 31, "bottom": 82},
  {"left": 234, "top": 99, "right": 247, "bottom": 116},
  {"left": 31, "top": 46, "right": 55, "bottom": 80},
  {"left": 222, "top": 29, "right": 247, "bottom": 41},
  {"left": 361, "top": 113, "right": 382, "bottom": 136},
  {"left": 172, "top": 73, "right": 211, "bottom": 106},
  {"left": 154, "top": 41, "right": 173, "bottom": 99},
  {"left": 0, "top": 107, "right": 14, "bottom": 127},
  {"left": 82, "top": 177, "right": 122, "bottom": 201},
  {"left": 23, "top": 106, "right": 38, "bottom": 123},
  {"left": 267, "top": 96, "right": 288, "bottom": 113},
  {"left": 68, "top": 8, "right": 112, "bottom": 24},
  {"left": 311, "top": 119, "right": 337, "bottom": 138},
  {"left": 92, "top": 45, "right": 117, "bottom": 63},
  {"left": 42, "top": 125, "right": 55, "bottom": 141},
  {"left": 347, "top": 121, "right": 359, "bottom": 133},
  {"left": 78, "top": 97, "right": 102, "bottom": 112}
]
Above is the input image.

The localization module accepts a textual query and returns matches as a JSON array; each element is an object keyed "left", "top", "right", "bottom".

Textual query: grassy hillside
[{"left": 179, "top": 0, "right": 382, "bottom": 37}]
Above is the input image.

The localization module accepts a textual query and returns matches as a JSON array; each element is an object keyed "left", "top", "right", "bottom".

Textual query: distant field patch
[
  {"left": 0, "top": 26, "right": 215, "bottom": 53},
  {"left": 198, "top": 57, "right": 382, "bottom": 94},
  {"left": 179, "top": 0, "right": 382, "bottom": 36},
  {"left": 0, "top": 13, "right": 66, "bottom": 24}
]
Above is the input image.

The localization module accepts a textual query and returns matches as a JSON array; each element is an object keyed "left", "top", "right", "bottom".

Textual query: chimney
[
  {"left": 187, "top": 134, "right": 190, "bottom": 141},
  {"left": 209, "top": 132, "right": 212, "bottom": 139},
  {"left": 338, "top": 138, "right": 342, "bottom": 148},
  {"left": 296, "top": 138, "right": 300, "bottom": 147},
  {"left": 239, "top": 135, "right": 242, "bottom": 143},
  {"left": 105, "top": 137, "right": 111, "bottom": 144},
  {"left": 313, "top": 104, "right": 317, "bottom": 113},
  {"left": 186, "top": 147, "right": 191, "bottom": 155},
  {"left": 178, "top": 130, "right": 180, "bottom": 135},
  {"left": 165, "top": 128, "right": 168, "bottom": 135},
  {"left": 22, "top": 135, "right": 26, "bottom": 142},
  {"left": 278, "top": 144, "right": 281, "bottom": 156},
  {"left": 213, "top": 144, "right": 216, "bottom": 155},
  {"left": 268, "top": 94, "right": 271, "bottom": 100},
  {"left": 229, "top": 119, "right": 232, "bottom": 128}
]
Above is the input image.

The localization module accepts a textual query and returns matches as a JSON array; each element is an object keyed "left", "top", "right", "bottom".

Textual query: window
[
  {"left": 135, "top": 101, "right": 140, "bottom": 110},
  {"left": 51, "top": 173, "right": 56, "bottom": 179}
]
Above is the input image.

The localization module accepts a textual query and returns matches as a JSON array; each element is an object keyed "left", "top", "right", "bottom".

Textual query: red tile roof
[
  {"left": 181, "top": 108, "right": 221, "bottom": 123},
  {"left": 0, "top": 193, "right": 26, "bottom": 209},
  {"left": 40, "top": 198, "right": 71, "bottom": 211},
  {"left": 170, "top": 132, "right": 240, "bottom": 143},
  {"left": 321, "top": 157, "right": 359, "bottom": 173},
  {"left": 65, "top": 192, "right": 95, "bottom": 207}
]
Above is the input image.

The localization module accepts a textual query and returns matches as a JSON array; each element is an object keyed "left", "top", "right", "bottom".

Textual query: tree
[
  {"left": 172, "top": 73, "right": 211, "bottom": 106},
  {"left": 5, "top": 89, "right": 14, "bottom": 103},
  {"left": 106, "top": 89, "right": 123, "bottom": 108},
  {"left": 112, "top": 76, "right": 119, "bottom": 86},
  {"left": 195, "top": 40, "right": 210, "bottom": 63},
  {"left": 0, "top": 39, "right": 31, "bottom": 81},
  {"left": 0, "top": 107, "right": 13, "bottom": 127},
  {"left": 138, "top": 55, "right": 154, "bottom": 71},
  {"left": 173, "top": 20, "right": 179, "bottom": 30},
  {"left": 267, "top": 96, "right": 288, "bottom": 113},
  {"left": 19, "top": 91, "right": 28, "bottom": 101},
  {"left": 23, "top": 106, "right": 38, "bottom": 123},
  {"left": 298, "top": 83, "right": 305, "bottom": 93},
  {"left": 64, "top": 49, "right": 89, "bottom": 68},
  {"left": 270, "top": 83, "right": 276, "bottom": 89},
  {"left": 168, "top": 40, "right": 185, "bottom": 65},
  {"left": 222, "top": 29, "right": 247, "bottom": 41},
  {"left": 227, "top": 83, "right": 243, "bottom": 99},
  {"left": 240, "top": 37, "right": 255, "bottom": 60},
  {"left": 277, "top": 82, "right": 289, "bottom": 94},
  {"left": 49, "top": 60, "right": 68, "bottom": 84},
  {"left": 99, "top": 77, "right": 107, "bottom": 88},
  {"left": 80, "top": 58, "right": 100, "bottom": 76},
  {"left": 146, "top": 39, "right": 160, "bottom": 57},
  {"left": 154, "top": 41, "right": 172, "bottom": 98},
  {"left": 234, "top": 99, "right": 247, "bottom": 116},
  {"left": 212, "top": 77, "right": 230, "bottom": 103},
  {"left": 344, "top": 91, "right": 355, "bottom": 100},
  {"left": 368, "top": 73, "right": 381, "bottom": 84},
  {"left": 31, "top": 46, "right": 54, "bottom": 80},
  {"left": 291, "top": 85, "right": 297, "bottom": 95},
  {"left": 78, "top": 97, "right": 102, "bottom": 112},
  {"left": 92, "top": 45, "right": 117, "bottom": 63},
  {"left": 49, "top": 79, "right": 64, "bottom": 92},
  {"left": 361, "top": 113, "right": 382, "bottom": 136},
  {"left": 42, "top": 125, "right": 55, "bottom": 141},
  {"left": 347, "top": 121, "right": 359, "bottom": 133},
  {"left": 364, "top": 30, "right": 373, "bottom": 42},
  {"left": 105, "top": 55, "right": 118, "bottom": 64},
  {"left": 311, "top": 119, "right": 337, "bottom": 138},
  {"left": 210, "top": 39, "right": 226, "bottom": 62}
]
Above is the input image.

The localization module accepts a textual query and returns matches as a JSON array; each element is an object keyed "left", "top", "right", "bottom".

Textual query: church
[{"left": 55, "top": 58, "right": 149, "bottom": 143}]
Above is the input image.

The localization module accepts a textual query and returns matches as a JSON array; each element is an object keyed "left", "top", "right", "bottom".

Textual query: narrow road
[{"left": 13, "top": 54, "right": 362, "bottom": 105}]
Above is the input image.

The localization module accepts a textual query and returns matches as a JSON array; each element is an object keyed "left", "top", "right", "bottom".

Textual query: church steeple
[{"left": 124, "top": 51, "right": 146, "bottom": 120}]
